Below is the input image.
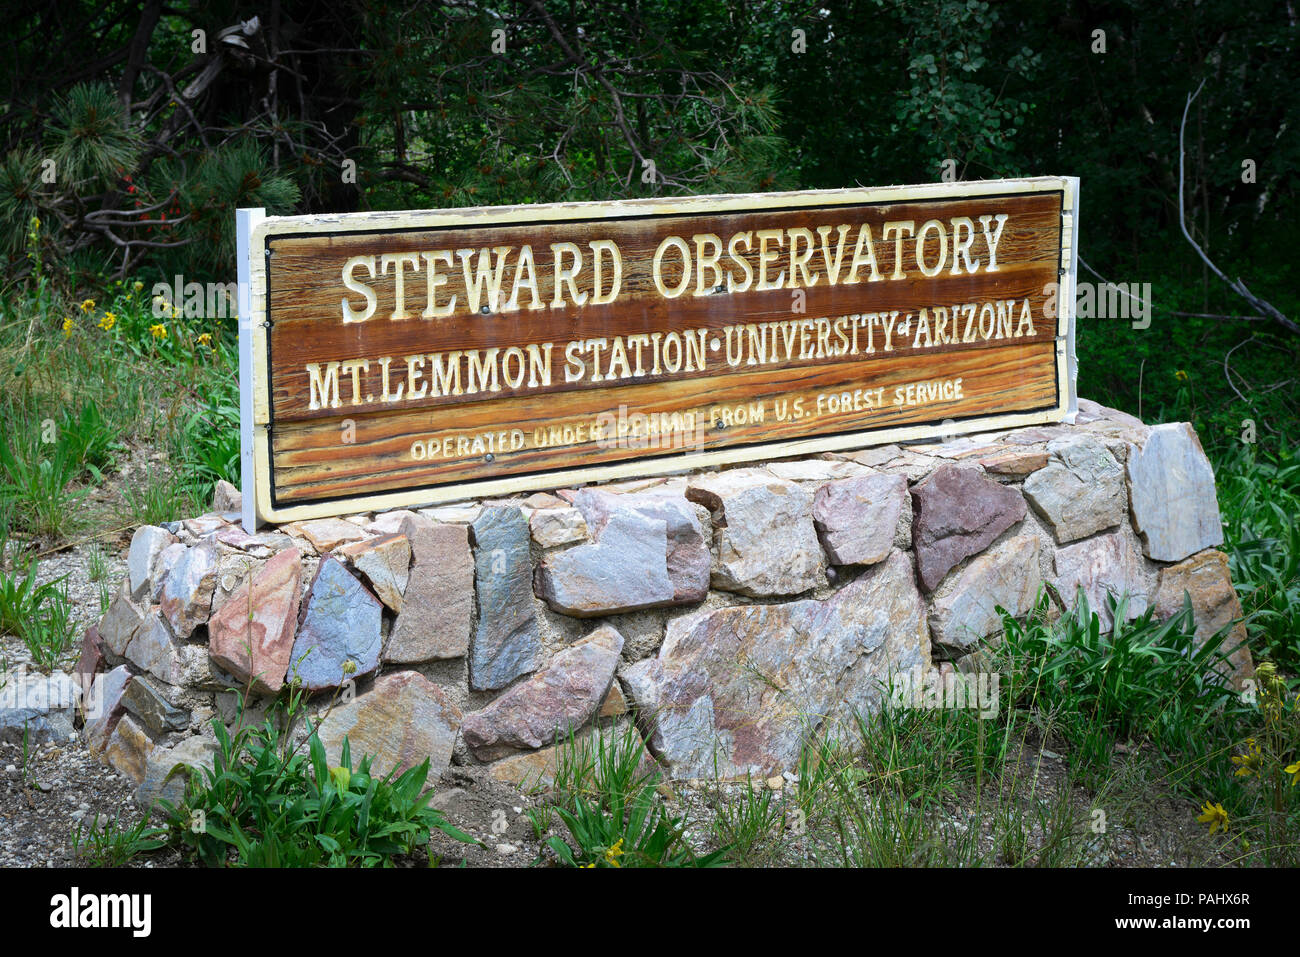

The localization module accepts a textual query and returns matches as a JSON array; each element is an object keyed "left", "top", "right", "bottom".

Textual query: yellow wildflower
[
  {"left": 61, "top": 317, "right": 73, "bottom": 337},
  {"left": 1175, "top": 369, "right": 1189, "bottom": 381},
  {"left": 1196, "top": 801, "right": 1228, "bottom": 835},
  {"left": 132, "top": 281, "right": 143, "bottom": 293},
  {"left": 149, "top": 323, "right": 167, "bottom": 340},
  {"left": 98, "top": 312, "right": 117, "bottom": 331},
  {"left": 196, "top": 332, "right": 213, "bottom": 348},
  {"left": 1285, "top": 761, "right": 1300, "bottom": 786},
  {"left": 79, "top": 298, "right": 95, "bottom": 313},
  {"left": 603, "top": 838, "right": 624, "bottom": 867},
  {"left": 1231, "top": 738, "right": 1262, "bottom": 778}
]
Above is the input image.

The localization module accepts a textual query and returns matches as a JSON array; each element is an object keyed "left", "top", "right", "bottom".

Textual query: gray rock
[
  {"left": 288, "top": 557, "right": 383, "bottom": 691},
  {"left": 462, "top": 625, "right": 625, "bottom": 760},
  {"left": 159, "top": 542, "right": 219, "bottom": 638},
  {"left": 529, "top": 507, "right": 589, "bottom": 548},
  {"left": 910, "top": 464, "right": 1026, "bottom": 591},
  {"left": 83, "top": 665, "right": 133, "bottom": 755},
  {"left": 0, "top": 671, "right": 80, "bottom": 744},
  {"left": 812, "top": 472, "right": 909, "bottom": 565},
  {"left": 687, "top": 470, "right": 824, "bottom": 597},
  {"left": 535, "top": 509, "right": 674, "bottom": 617},
  {"left": 1052, "top": 529, "right": 1152, "bottom": 627},
  {"left": 621, "top": 550, "right": 929, "bottom": 779},
  {"left": 386, "top": 520, "right": 472, "bottom": 663},
  {"left": 316, "top": 671, "right": 461, "bottom": 781},
  {"left": 1023, "top": 436, "right": 1126, "bottom": 543},
  {"left": 98, "top": 583, "right": 148, "bottom": 658},
  {"left": 127, "top": 525, "right": 178, "bottom": 601},
  {"left": 121, "top": 675, "right": 191, "bottom": 735},
  {"left": 1127, "top": 422, "right": 1224, "bottom": 561},
  {"left": 929, "top": 531, "right": 1042, "bottom": 653},
  {"left": 469, "top": 506, "right": 542, "bottom": 690},
  {"left": 336, "top": 533, "right": 410, "bottom": 612},
  {"left": 136, "top": 735, "right": 217, "bottom": 809}
]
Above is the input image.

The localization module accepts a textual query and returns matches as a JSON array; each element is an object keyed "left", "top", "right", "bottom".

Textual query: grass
[
  {"left": 0, "top": 551, "right": 80, "bottom": 672},
  {"left": 530, "top": 724, "right": 727, "bottom": 868},
  {"left": 70, "top": 814, "right": 168, "bottom": 867}
]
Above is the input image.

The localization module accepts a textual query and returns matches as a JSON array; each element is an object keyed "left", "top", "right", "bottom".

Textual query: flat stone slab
[
  {"left": 0, "top": 670, "right": 80, "bottom": 744},
  {"left": 1052, "top": 529, "right": 1151, "bottom": 627},
  {"left": 1127, "top": 422, "right": 1224, "bottom": 562},
  {"left": 929, "top": 531, "right": 1041, "bottom": 652},
  {"left": 316, "top": 671, "right": 461, "bottom": 781},
  {"left": 288, "top": 557, "right": 383, "bottom": 692},
  {"left": 621, "top": 550, "right": 928, "bottom": 778},
  {"left": 469, "top": 506, "right": 542, "bottom": 690},
  {"left": 910, "top": 464, "right": 1026, "bottom": 591},
  {"left": 687, "top": 470, "right": 824, "bottom": 597},
  {"left": 159, "top": 542, "right": 218, "bottom": 639},
  {"left": 386, "top": 519, "right": 472, "bottom": 663},
  {"left": 462, "top": 625, "right": 625, "bottom": 761},
  {"left": 812, "top": 472, "right": 909, "bottom": 566},
  {"left": 1153, "top": 548, "right": 1254, "bottom": 684},
  {"left": 1024, "top": 436, "right": 1126, "bottom": 543},
  {"left": 208, "top": 548, "right": 303, "bottom": 696}
]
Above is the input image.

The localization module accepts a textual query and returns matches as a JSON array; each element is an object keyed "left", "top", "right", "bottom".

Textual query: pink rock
[
  {"left": 910, "top": 464, "right": 1026, "bottom": 591},
  {"left": 208, "top": 548, "right": 303, "bottom": 695}
]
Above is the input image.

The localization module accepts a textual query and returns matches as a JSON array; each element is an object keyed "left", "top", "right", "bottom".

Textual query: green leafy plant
[
  {"left": 70, "top": 813, "right": 167, "bottom": 867},
  {"left": 537, "top": 724, "right": 727, "bottom": 868},
  {"left": 164, "top": 690, "right": 477, "bottom": 868}
]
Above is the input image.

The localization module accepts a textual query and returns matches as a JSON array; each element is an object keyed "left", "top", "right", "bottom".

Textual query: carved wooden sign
[{"left": 237, "top": 176, "right": 1079, "bottom": 526}]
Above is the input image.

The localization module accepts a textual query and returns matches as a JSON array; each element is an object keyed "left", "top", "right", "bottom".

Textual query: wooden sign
[{"left": 237, "top": 176, "right": 1079, "bottom": 527}]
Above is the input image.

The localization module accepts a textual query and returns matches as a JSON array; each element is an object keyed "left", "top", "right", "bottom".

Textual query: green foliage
[
  {"left": 707, "top": 776, "right": 785, "bottom": 866},
  {"left": 70, "top": 813, "right": 167, "bottom": 867},
  {"left": 164, "top": 691, "right": 477, "bottom": 868},
  {"left": 1215, "top": 442, "right": 1300, "bottom": 669},
  {"left": 0, "top": 557, "right": 78, "bottom": 672},
  {"left": 999, "top": 591, "right": 1250, "bottom": 779},
  {"left": 48, "top": 82, "right": 142, "bottom": 189},
  {"left": 537, "top": 724, "right": 726, "bottom": 867}
]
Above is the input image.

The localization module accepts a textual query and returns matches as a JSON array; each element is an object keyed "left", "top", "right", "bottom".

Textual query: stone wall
[{"left": 63, "top": 398, "right": 1254, "bottom": 805}]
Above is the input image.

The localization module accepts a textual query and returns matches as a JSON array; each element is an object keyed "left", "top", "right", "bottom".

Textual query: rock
[
  {"left": 123, "top": 610, "right": 202, "bottom": 687},
  {"left": 536, "top": 508, "right": 673, "bottom": 617},
  {"left": 136, "top": 735, "right": 216, "bottom": 809},
  {"left": 462, "top": 625, "right": 625, "bottom": 761},
  {"left": 213, "top": 525, "right": 271, "bottom": 556},
  {"left": 812, "top": 472, "right": 909, "bottom": 565},
  {"left": 533, "top": 488, "right": 710, "bottom": 618},
  {"left": 365, "top": 509, "right": 422, "bottom": 536},
  {"left": 336, "top": 533, "right": 410, "bottom": 612},
  {"left": 0, "top": 671, "right": 80, "bottom": 744},
  {"left": 288, "top": 558, "right": 383, "bottom": 691},
  {"left": 212, "top": 479, "right": 242, "bottom": 513},
  {"left": 599, "top": 683, "right": 628, "bottom": 718},
  {"left": 929, "top": 531, "right": 1042, "bottom": 653},
  {"left": 210, "top": 552, "right": 266, "bottom": 617},
  {"left": 127, "top": 525, "right": 178, "bottom": 601},
  {"left": 315, "top": 671, "right": 461, "bottom": 780},
  {"left": 1152, "top": 549, "right": 1254, "bottom": 684},
  {"left": 910, "top": 464, "right": 1026, "bottom": 591},
  {"left": 73, "top": 625, "right": 103, "bottom": 681},
  {"left": 621, "top": 550, "right": 929, "bottom": 778},
  {"left": 1052, "top": 529, "right": 1151, "bottom": 627},
  {"left": 421, "top": 503, "right": 481, "bottom": 524},
  {"left": 486, "top": 721, "right": 653, "bottom": 789},
  {"left": 207, "top": 548, "right": 303, "bottom": 696},
  {"left": 687, "top": 470, "right": 824, "bottom": 597},
  {"left": 182, "top": 513, "right": 229, "bottom": 538},
  {"left": 159, "top": 542, "right": 219, "bottom": 639},
  {"left": 283, "top": 517, "right": 368, "bottom": 554},
  {"left": 1128, "top": 422, "right": 1224, "bottom": 562},
  {"left": 979, "top": 448, "right": 1050, "bottom": 477},
  {"left": 386, "top": 520, "right": 472, "bottom": 663},
  {"left": 152, "top": 543, "right": 189, "bottom": 601},
  {"left": 121, "top": 675, "right": 191, "bottom": 735},
  {"left": 98, "top": 584, "right": 148, "bottom": 658},
  {"left": 103, "top": 715, "right": 155, "bottom": 787},
  {"left": 83, "top": 665, "right": 132, "bottom": 755},
  {"left": 1023, "top": 437, "right": 1126, "bottom": 543},
  {"left": 469, "top": 506, "right": 542, "bottom": 690},
  {"left": 529, "top": 507, "right": 589, "bottom": 548}
]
